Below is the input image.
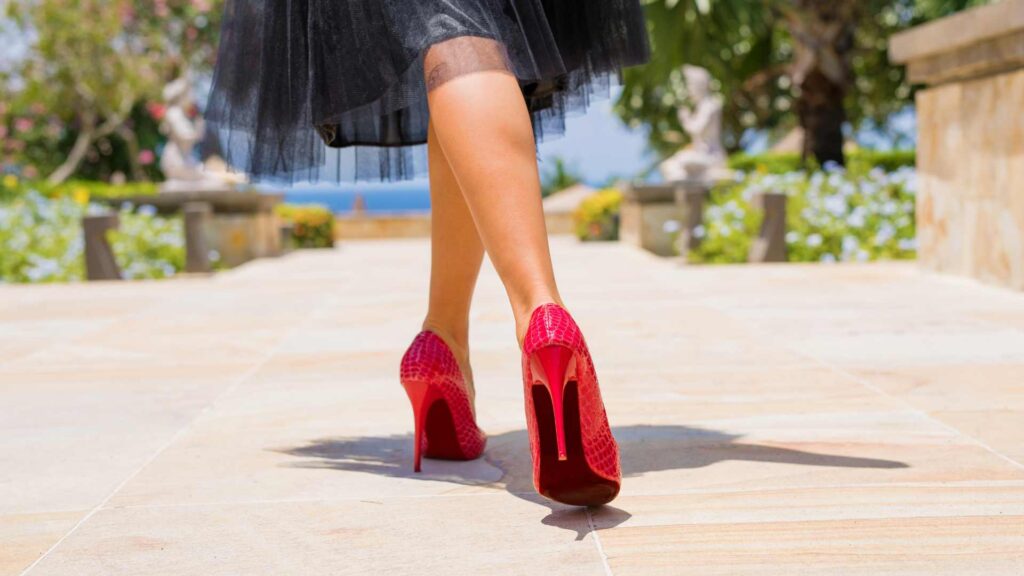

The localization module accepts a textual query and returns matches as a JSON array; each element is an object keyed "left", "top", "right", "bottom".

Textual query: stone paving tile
[
  {"left": 27, "top": 496, "right": 606, "bottom": 576},
  {"left": 852, "top": 364, "right": 1024, "bottom": 411},
  {"left": 929, "top": 410, "right": 1024, "bottom": 466},
  {"left": 597, "top": 514, "right": 1024, "bottom": 575},
  {"left": 593, "top": 483, "right": 1024, "bottom": 528},
  {"left": 0, "top": 512, "right": 84, "bottom": 576},
  {"left": 0, "top": 363, "right": 255, "bottom": 515},
  {"left": 4, "top": 239, "right": 1024, "bottom": 575},
  {"left": 847, "top": 365, "right": 1024, "bottom": 467}
]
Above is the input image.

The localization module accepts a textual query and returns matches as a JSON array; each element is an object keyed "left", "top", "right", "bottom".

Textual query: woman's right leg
[
  {"left": 423, "top": 40, "right": 564, "bottom": 345},
  {"left": 422, "top": 120, "right": 485, "bottom": 402}
]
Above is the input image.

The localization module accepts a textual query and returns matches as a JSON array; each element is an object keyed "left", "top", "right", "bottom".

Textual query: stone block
[
  {"left": 620, "top": 185, "right": 684, "bottom": 257},
  {"left": 891, "top": 0, "right": 1024, "bottom": 290}
]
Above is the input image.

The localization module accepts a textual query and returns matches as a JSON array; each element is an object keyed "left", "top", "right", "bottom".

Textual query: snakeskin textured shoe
[
  {"left": 400, "top": 331, "right": 486, "bottom": 472},
  {"left": 521, "top": 304, "right": 621, "bottom": 506}
]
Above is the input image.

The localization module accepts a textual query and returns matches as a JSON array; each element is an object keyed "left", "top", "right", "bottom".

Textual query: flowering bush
[
  {"left": 573, "top": 188, "right": 623, "bottom": 241},
  {"left": 689, "top": 164, "right": 917, "bottom": 264},
  {"left": 275, "top": 204, "right": 336, "bottom": 249},
  {"left": 0, "top": 192, "right": 186, "bottom": 283}
]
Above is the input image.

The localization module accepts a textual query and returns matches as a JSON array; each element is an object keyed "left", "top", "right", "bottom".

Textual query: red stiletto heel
[
  {"left": 523, "top": 304, "right": 621, "bottom": 506},
  {"left": 532, "top": 345, "right": 575, "bottom": 461},
  {"left": 400, "top": 331, "right": 486, "bottom": 472},
  {"left": 403, "top": 379, "right": 441, "bottom": 473}
]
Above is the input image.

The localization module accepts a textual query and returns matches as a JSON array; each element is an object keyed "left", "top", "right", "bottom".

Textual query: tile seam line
[
  {"left": 586, "top": 507, "right": 615, "bottom": 576},
  {"left": 17, "top": 294, "right": 338, "bottom": 576},
  {"left": 709, "top": 302, "right": 1024, "bottom": 473}
]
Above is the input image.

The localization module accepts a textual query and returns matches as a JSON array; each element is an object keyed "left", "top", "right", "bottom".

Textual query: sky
[{"left": 536, "top": 87, "right": 653, "bottom": 185}]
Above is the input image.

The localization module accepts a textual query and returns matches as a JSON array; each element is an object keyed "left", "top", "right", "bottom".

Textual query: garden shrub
[
  {"left": 689, "top": 165, "right": 917, "bottom": 264},
  {"left": 573, "top": 188, "right": 622, "bottom": 241},
  {"left": 276, "top": 204, "right": 336, "bottom": 249},
  {"left": 0, "top": 192, "right": 186, "bottom": 283}
]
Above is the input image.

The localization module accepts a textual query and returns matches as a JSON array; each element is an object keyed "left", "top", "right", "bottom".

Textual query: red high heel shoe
[
  {"left": 522, "top": 304, "right": 621, "bottom": 506},
  {"left": 400, "top": 331, "right": 486, "bottom": 472}
]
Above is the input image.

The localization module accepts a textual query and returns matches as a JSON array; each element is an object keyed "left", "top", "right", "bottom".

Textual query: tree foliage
[
  {"left": 2, "top": 0, "right": 224, "bottom": 183},
  {"left": 617, "top": 0, "right": 989, "bottom": 163}
]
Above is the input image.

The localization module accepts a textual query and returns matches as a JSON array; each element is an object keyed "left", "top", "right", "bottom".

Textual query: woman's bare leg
[
  {"left": 422, "top": 120, "right": 485, "bottom": 401},
  {"left": 424, "top": 41, "right": 563, "bottom": 345}
]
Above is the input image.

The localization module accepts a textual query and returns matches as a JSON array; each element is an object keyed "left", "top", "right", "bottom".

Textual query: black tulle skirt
[{"left": 203, "top": 0, "right": 650, "bottom": 183}]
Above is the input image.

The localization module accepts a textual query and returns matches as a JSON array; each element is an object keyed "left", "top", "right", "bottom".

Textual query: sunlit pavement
[{"left": 2, "top": 237, "right": 1024, "bottom": 575}]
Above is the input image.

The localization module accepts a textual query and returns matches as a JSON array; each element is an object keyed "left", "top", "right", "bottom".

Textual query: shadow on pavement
[{"left": 278, "top": 425, "right": 907, "bottom": 537}]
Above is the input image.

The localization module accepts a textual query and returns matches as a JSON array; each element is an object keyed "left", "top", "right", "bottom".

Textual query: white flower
[
  {"left": 785, "top": 231, "right": 800, "bottom": 244},
  {"left": 138, "top": 204, "right": 158, "bottom": 217},
  {"left": 841, "top": 235, "right": 860, "bottom": 254},
  {"left": 874, "top": 222, "right": 896, "bottom": 245},
  {"left": 692, "top": 224, "right": 706, "bottom": 239},
  {"left": 848, "top": 208, "right": 866, "bottom": 228},
  {"left": 807, "top": 233, "right": 823, "bottom": 247},
  {"left": 823, "top": 160, "right": 844, "bottom": 174},
  {"left": 820, "top": 253, "right": 837, "bottom": 263},
  {"left": 662, "top": 220, "right": 681, "bottom": 233},
  {"left": 824, "top": 195, "right": 847, "bottom": 217}
]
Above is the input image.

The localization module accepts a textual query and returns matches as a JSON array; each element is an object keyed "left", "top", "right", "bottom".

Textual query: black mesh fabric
[{"left": 203, "top": 0, "right": 650, "bottom": 183}]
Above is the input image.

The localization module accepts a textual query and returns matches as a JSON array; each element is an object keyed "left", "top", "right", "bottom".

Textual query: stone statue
[
  {"left": 659, "top": 65, "right": 728, "bottom": 183},
  {"left": 159, "top": 75, "right": 247, "bottom": 193}
]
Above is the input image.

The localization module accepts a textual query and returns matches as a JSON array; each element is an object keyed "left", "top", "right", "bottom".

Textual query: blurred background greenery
[
  {"left": 0, "top": 0, "right": 990, "bottom": 185},
  {"left": 0, "top": 0, "right": 997, "bottom": 282}
]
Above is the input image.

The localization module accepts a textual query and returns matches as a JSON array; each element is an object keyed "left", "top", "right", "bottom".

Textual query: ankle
[
  {"left": 512, "top": 293, "right": 564, "bottom": 347},
  {"left": 421, "top": 317, "right": 471, "bottom": 366}
]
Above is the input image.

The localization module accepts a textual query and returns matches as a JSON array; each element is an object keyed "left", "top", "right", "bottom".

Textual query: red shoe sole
[
  {"left": 421, "top": 399, "right": 469, "bottom": 460},
  {"left": 532, "top": 382, "right": 620, "bottom": 506}
]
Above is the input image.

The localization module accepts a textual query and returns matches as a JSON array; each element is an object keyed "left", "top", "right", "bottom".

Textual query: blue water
[{"left": 274, "top": 179, "right": 432, "bottom": 214}]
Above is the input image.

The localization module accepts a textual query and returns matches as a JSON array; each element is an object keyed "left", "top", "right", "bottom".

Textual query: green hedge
[
  {"left": 728, "top": 150, "right": 916, "bottom": 175},
  {"left": 1, "top": 176, "right": 158, "bottom": 203}
]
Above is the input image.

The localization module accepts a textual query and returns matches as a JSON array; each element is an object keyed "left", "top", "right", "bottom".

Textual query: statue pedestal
[
  {"left": 621, "top": 178, "right": 732, "bottom": 258},
  {"left": 620, "top": 185, "right": 684, "bottom": 257},
  {"left": 673, "top": 180, "right": 712, "bottom": 257}
]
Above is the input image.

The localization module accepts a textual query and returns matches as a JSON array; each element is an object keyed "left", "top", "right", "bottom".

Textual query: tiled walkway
[{"left": 2, "top": 238, "right": 1023, "bottom": 575}]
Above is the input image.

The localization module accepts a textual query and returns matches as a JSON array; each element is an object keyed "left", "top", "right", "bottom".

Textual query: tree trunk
[
  {"left": 783, "top": 1, "right": 858, "bottom": 166},
  {"left": 47, "top": 123, "right": 95, "bottom": 185},
  {"left": 797, "top": 69, "right": 847, "bottom": 166},
  {"left": 117, "top": 126, "right": 147, "bottom": 182},
  {"left": 47, "top": 107, "right": 129, "bottom": 185}
]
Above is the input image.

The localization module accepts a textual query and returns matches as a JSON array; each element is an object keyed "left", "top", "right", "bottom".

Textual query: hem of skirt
[{"left": 314, "top": 31, "right": 504, "bottom": 132}]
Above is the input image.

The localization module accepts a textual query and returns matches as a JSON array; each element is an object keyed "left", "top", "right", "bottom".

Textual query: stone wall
[{"left": 891, "top": 0, "right": 1024, "bottom": 290}]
